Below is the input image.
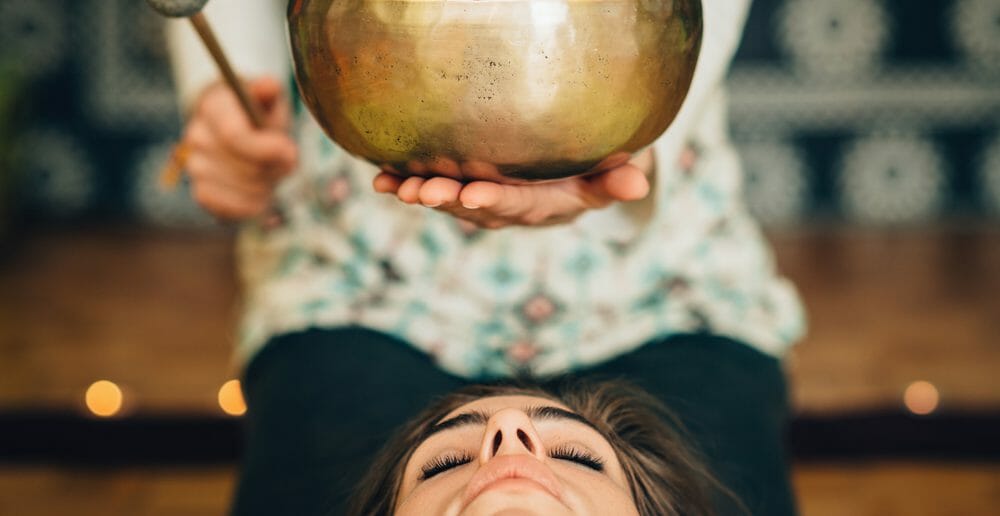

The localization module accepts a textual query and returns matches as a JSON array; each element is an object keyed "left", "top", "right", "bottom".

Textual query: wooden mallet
[{"left": 146, "top": 0, "right": 266, "bottom": 188}]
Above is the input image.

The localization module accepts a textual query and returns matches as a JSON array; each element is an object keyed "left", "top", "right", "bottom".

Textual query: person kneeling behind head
[{"left": 348, "top": 381, "right": 743, "bottom": 516}]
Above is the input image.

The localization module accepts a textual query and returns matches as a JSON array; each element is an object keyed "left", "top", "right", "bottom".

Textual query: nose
[{"left": 479, "top": 408, "right": 547, "bottom": 463}]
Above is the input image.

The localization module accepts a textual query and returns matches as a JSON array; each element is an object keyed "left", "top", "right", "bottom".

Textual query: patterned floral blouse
[{"left": 169, "top": 0, "right": 805, "bottom": 378}]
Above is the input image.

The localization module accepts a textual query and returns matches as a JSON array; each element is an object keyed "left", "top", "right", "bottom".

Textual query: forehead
[{"left": 440, "top": 395, "right": 573, "bottom": 421}]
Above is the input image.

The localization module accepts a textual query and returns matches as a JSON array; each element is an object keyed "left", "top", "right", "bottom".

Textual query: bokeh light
[
  {"left": 85, "top": 380, "right": 123, "bottom": 417},
  {"left": 218, "top": 379, "right": 247, "bottom": 416},
  {"left": 903, "top": 380, "right": 940, "bottom": 415}
]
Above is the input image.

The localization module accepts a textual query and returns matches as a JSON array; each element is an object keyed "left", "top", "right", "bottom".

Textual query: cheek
[
  {"left": 558, "top": 471, "right": 640, "bottom": 516},
  {"left": 396, "top": 472, "right": 471, "bottom": 516}
]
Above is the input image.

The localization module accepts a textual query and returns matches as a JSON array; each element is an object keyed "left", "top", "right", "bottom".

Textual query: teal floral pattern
[{"left": 236, "top": 89, "right": 805, "bottom": 379}]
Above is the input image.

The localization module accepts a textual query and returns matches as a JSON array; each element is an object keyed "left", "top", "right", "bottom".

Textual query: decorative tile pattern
[
  {"left": 731, "top": 0, "right": 999, "bottom": 225},
  {"left": 0, "top": 0, "right": 67, "bottom": 79},
  {"left": 777, "top": 0, "right": 890, "bottom": 78},
  {"left": 979, "top": 134, "right": 1000, "bottom": 213},
  {"left": 3, "top": 0, "right": 997, "bottom": 227},
  {"left": 82, "top": 0, "right": 179, "bottom": 130},
  {"left": 951, "top": 0, "right": 1000, "bottom": 71},
  {"left": 839, "top": 134, "right": 945, "bottom": 224},
  {"left": 22, "top": 128, "right": 95, "bottom": 218},
  {"left": 738, "top": 138, "right": 810, "bottom": 224}
]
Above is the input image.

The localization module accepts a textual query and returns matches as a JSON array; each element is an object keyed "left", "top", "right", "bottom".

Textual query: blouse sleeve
[
  {"left": 651, "top": 0, "right": 751, "bottom": 174},
  {"left": 165, "top": 0, "right": 291, "bottom": 111},
  {"left": 574, "top": 0, "right": 752, "bottom": 239}
]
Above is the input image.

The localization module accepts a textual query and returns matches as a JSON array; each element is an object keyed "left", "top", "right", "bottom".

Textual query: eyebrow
[{"left": 418, "top": 405, "right": 600, "bottom": 444}]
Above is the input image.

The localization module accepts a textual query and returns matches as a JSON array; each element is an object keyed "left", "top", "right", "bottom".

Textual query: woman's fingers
[
  {"left": 248, "top": 76, "right": 291, "bottom": 130},
  {"left": 178, "top": 77, "right": 299, "bottom": 221},
  {"left": 206, "top": 115, "right": 298, "bottom": 170},
  {"left": 458, "top": 181, "right": 506, "bottom": 210},
  {"left": 418, "top": 177, "right": 463, "bottom": 208},
  {"left": 381, "top": 174, "right": 638, "bottom": 227},
  {"left": 191, "top": 178, "right": 272, "bottom": 221},
  {"left": 459, "top": 181, "right": 573, "bottom": 226},
  {"left": 197, "top": 82, "right": 298, "bottom": 171},
  {"left": 373, "top": 149, "right": 655, "bottom": 228},
  {"left": 377, "top": 171, "right": 463, "bottom": 207},
  {"left": 188, "top": 150, "right": 282, "bottom": 197},
  {"left": 247, "top": 76, "right": 282, "bottom": 104},
  {"left": 184, "top": 122, "right": 292, "bottom": 187},
  {"left": 372, "top": 172, "right": 403, "bottom": 194},
  {"left": 396, "top": 177, "right": 427, "bottom": 204},
  {"left": 585, "top": 163, "right": 650, "bottom": 203}
]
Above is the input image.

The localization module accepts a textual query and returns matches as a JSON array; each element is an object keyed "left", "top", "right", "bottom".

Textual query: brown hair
[{"left": 346, "top": 380, "right": 738, "bottom": 516}]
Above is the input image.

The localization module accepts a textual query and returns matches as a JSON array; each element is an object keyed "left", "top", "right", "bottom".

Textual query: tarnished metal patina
[{"left": 288, "top": 0, "right": 702, "bottom": 182}]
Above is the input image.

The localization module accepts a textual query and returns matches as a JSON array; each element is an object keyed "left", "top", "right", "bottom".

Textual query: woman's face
[{"left": 395, "top": 395, "right": 640, "bottom": 516}]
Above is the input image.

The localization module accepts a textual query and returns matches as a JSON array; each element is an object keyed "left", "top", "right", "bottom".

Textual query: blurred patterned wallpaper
[{"left": 0, "top": 0, "right": 998, "bottom": 231}]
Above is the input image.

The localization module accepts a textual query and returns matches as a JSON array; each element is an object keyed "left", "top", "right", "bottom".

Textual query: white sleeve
[
  {"left": 165, "top": 0, "right": 291, "bottom": 111},
  {"left": 652, "top": 0, "right": 751, "bottom": 182},
  {"left": 577, "top": 0, "right": 751, "bottom": 239}
]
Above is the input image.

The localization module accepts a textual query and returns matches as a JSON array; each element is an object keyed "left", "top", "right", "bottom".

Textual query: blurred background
[{"left": 0, "top": 0, "right": 998, "bottom": 514}]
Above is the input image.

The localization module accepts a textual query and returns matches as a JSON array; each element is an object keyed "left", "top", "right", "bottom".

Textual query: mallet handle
[{"left": 188, "top": 12, "right": 266, "bottom": 128}]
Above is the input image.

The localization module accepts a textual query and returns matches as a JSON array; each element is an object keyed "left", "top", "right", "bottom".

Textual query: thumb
[
  {"left": 587, "top": 163, "right": 650, "bottom": 202},
  {"left": 248, "top": 76, "right": 291, "bottom": 131},
  {"left": 248, "top": 76, "right": 284, "bottom": 107}
]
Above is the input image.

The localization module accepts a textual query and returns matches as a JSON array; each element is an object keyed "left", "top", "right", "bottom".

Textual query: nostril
[
  {"left": 492, "top": 430, "right": 502, "bottom": 456},
  {"left": 516, "top": 429, "right": 534, "bottom": 453}
]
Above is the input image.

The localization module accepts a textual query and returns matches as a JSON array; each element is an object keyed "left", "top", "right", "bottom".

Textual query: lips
[{"left": 461, "top": 455, "right": 565, "bottom": 509}]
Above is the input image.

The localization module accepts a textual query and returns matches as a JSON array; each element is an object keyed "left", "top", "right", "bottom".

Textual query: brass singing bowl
[{"left": 288, "top": 0, "right": 702, "bottom": 182}]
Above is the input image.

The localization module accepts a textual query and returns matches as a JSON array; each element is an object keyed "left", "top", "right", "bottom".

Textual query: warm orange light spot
[
  {"left": 904, "top": 381, "right": 940, "bottom": 415},
  {"left": 218, "top": 380, "right": 247, "bottom": 416},
  {"left": 85, "top": 380, "right": 123, "bottom": 417}
]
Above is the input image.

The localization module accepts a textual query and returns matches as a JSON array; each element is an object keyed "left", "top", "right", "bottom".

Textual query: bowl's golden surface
[{"left": 288, "top": 0, "right": 702, "bottom": 182}]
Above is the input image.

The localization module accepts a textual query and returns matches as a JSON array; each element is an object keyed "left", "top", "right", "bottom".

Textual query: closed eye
[
  {"left": 549, "top": 445, "right": 605, "bottom": 472},
  {"left": 420, "top": 452, "right": 474, "bottom": 480}
]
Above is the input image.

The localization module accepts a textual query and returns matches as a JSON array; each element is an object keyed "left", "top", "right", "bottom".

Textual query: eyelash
[
  {"left": 419, "top": 446, "right": 605, "bottom": 481},
  {"left": 549, "top": 445, "right": 606, "bottom": 472},
  {"left": 420, "top": 452, "right": 473, "bottom": 480}
]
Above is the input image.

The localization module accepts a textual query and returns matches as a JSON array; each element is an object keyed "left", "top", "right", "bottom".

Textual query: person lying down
[{"left": 347, "top": 381, "right": 742, "bottom": 516}]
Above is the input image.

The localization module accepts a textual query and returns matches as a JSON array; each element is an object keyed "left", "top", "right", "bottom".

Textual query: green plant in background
[{"left": 0, "top": 60, "right": 25, "bottom": 243}]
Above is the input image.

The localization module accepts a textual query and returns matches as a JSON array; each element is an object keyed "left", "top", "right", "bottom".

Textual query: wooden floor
[
  {"left": 774, "top": 226, "right": 1000, "bottom": 414},
  {"left": 792, "top": 462, "right": 1000, "bottom": 516},
  {"left": 1, "top": 224, "right": 998, "bottom": 514},
  {"left": 0, "top": 228, "right": 239, "bottom": 413},
  {"left": 0, "top": 466, "right": 236, "bottom": 516}
]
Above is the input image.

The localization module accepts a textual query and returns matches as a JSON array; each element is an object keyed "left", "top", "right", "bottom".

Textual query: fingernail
[
  {"left": 462, "top": 203, "right": 479, "bottom": 210},
  {"left": 425, "top": 202, "right": 442, "bottom": 208}
]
